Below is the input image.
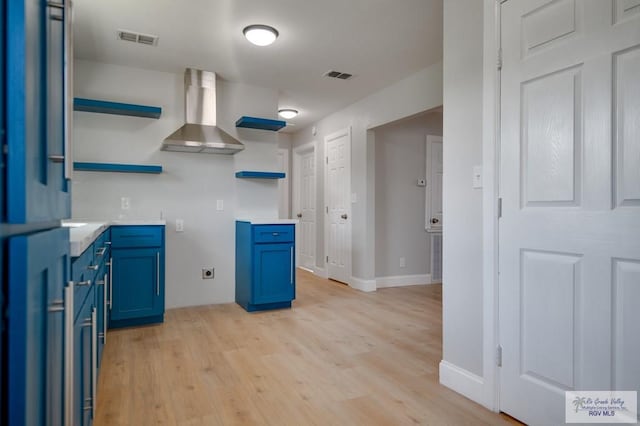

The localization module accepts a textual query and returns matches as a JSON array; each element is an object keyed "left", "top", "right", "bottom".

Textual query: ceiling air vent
[
  {"left": 324, "top": 70, "right": 353, "bottom": 80},
  {"left": 117, "top": 29, "right": 159, "bottom": 46}
]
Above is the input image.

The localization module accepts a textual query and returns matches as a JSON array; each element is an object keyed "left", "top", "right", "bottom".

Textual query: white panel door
[
  {"left": 325, "top": 128, "right": 351, "bottom": 284},
  {"left": 426, "top": 135, "right": 443, "bottom": 231},
  {"left": 277, "top": 149, "right": 290, "bottom": 219},
  {"left": 294, "top": 148, "right": 316, "bottom": 270},
  {"left": 499, "top": 1, "right": 640, "bottom": 425}
]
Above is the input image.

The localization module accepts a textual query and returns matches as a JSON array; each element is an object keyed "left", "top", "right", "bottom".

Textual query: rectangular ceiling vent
[
  {"left": 117, "top": 29, "right": 159, "bottom": 46},
  {"left": 324, "top": 70, "right": 353, "bottom": 80}
]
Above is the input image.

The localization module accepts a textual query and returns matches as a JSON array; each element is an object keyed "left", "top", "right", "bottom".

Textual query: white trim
[
  {"left": 292, "top": 141, "right": 317, "bottom": 270},
  {"left": 480, "top": 0, "right": 501, "bottom": 412},
  {"left": 277, "top": 148, "right": 290, "bottom": 219},
  {"left": 324, "top": 127, "right": 352, "bottom": 285},
  {"left": 376, "top": 274, "right": 433, "bottom": 288},
  {"left": 439, "top": 361, "right": 486, "bottom": 405},
  {"left": 349, "top": 276, "right": 376, "bottom": 292}
]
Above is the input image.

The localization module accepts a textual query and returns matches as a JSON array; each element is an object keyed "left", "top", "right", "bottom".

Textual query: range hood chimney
[{"left": 162, "top": 69, "right": 245, "bottom": 154}]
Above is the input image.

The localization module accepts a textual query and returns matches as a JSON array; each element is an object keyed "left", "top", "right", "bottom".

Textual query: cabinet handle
[
  {"left": 156, "top": 252, "right": 160, "bottom": 296},
  {"left": 87, "top": 264, "right": 99, "bottom": 271},
  {"left": 91, "top": 307, "right": 97, "bottom": 419},
  {"left": 96, "top": 247, "right": 107, "bottom": 256},
  {"left": 76, "top": 280, "right": 91, "bottom": 287},
  {"left": 108, "top": 258, "right": 113, "bottom": 310},
  {"left": 105, "top": 241, "right": 112, "bottom": 245},
  {"left": 272, "top": 232, "right": 279, "bottom": 236},
  {"left": 48, "top": 155, "right": 65, "bottom": 163},
  {"left": 47, "top": 1, "right": 64, "bottom": 9},
  {"left": 96, "top": 279, "right": 105, "bottom": 286},
  {"left": 64, "top": 282, "right": 74, "bottom": 426},
  {"left": 48, "top": 299, "right": 65, "bottom": 312},
  {"left": 103, "top": 273, "right": 108, "bottom": 344},
  {"left": 290, "top": 246, "right": 294, "bottom": 285}
]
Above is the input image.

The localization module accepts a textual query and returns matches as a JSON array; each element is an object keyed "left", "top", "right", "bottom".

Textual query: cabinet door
[
  {"left": 111, "top": 248, "right": 163, "bottom": 321},
  {"left": 253, "top": 243, "right": 295, "bottom": 304},
  {"left": 7, "top": 227, "right": 70, "bottom": 426},
  {"left": 73, "top": 298, "right": 94, "bottom": 426},
  {"left": 6, "top": 0, "right": 70, "bottom": 224}
]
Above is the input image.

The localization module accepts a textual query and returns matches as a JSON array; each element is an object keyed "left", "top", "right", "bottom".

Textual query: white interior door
[
  {"left": 293, "top": 145, "right": 316, "bottom": 271},
  {"left": 426, "top": 135, "right": 443, "bottom": 231},
  {"left": 277, "top": 148, "right": 290, "bottom": 219},
  {"left": 325, "top": 128, "right": 351, "bottom": 284},
  {"left": 499, "top": 1, "right": 640, "bottom": 425}
]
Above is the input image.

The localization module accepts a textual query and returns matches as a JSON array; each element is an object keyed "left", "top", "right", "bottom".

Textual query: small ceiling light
[
  {"left": 278, "top": 109, "right": 298, "bottom": 119},
  {"left": 243, "top": 25, "right": 279, "bottom": 46}
]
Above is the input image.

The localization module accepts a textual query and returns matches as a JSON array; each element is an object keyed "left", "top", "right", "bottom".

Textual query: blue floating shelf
[
  {"left": 74, "top": 162, "right": 163, "bottom": 174},
  {"left": 235, "top": 116, "right": 286, "bottom": 131},
  {"left": 235, "top": 171, "right": 286, "bottom": 179},
  {"left": 74, "top": 98, "right": 162, "bottom": 119}
]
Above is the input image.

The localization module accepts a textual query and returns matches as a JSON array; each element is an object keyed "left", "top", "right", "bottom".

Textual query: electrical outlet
[
  {"left": 176, "top": 219, "right": 184, "bottom": 232},
  {"left": 202, "top": 268, "right": 214, "bottom": 279},
  {"left": 121, "top": 197, "right": 130, "bottom": 210},
  {"left": 399, "top": 257, "right": 406, "bottom": 268}
]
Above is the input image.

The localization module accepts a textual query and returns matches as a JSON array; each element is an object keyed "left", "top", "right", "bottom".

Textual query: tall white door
[
  {"left": 325, "top": 128, "right": 351, "bottom": 284},
  {"left": 426, "top": 135, "right": 443, "bottom": 231},
  {"left": 294, "top": 146, "right": 316, "bottom": 270},
  {"left": 499, "top": 1, "right": 640, "bottom": 425},
  {"left": 277, "top": 149, "right": 290, "bottom": 219}
]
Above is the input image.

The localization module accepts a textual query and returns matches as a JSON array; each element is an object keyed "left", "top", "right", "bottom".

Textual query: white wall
[
  {"left": 72, "top": 60, "right": 280, "bottom": 308},
  {"left": 374, "top": 111, "right": 442, "bottom": 279},
  {"left": 291, "top": 63, "right": 443, "bottom": 287},
  {"left": 441, "top": 0, "right": 485, "bottom": 379}
]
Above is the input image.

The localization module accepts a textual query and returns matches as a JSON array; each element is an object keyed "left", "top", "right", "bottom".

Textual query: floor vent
[
  {"left": 431, "top": 233, "right": 443, "bottom": 283},
  {"left": 324, "top": 70, "right": 353, "bottom": 80},
  {"left": 117, "top": 30, "right": 159, "bottom": 46}
]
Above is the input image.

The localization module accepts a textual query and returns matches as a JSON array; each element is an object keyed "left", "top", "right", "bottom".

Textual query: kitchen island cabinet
[{"left": 236, "top": 220, "right": 296, "bottom": 312}]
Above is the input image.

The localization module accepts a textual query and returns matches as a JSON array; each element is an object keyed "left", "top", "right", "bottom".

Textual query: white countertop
[
  {"left": 236, "top": 218, "right": 299, "bottom": 225},
  {"left": 64, "top": 219, "right": 166, "bottom": 257}
]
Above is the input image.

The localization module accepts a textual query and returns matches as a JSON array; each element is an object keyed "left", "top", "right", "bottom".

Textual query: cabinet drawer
[
  {"left": 253, "top": 225, "right": 294, "bottom": 243},
  {"left": 93, "top": 230, "right": 110, "bottom": 259},
  {"left": 111, "top": 226, "right": 163, "bottom": 248}
]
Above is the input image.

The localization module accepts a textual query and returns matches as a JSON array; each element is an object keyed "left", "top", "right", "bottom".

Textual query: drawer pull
[
  {"left": 96, "top": 247, "right": 107, "bottom": 256},
  {"left": 272, "top": 232, "right": 279, "bottom": 236},
  {"left": 76, "top": 280, "right": 91, "bottom": 287},
  {"left": 87, "top": 264, "right": 99, "bottom": 271}
]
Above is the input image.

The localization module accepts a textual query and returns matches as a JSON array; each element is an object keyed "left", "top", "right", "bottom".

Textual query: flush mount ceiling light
[
  {"left": 278, "top": 108, "right": 298, "bottom": 119},
  {"left": 243, "top": 24, "right": 279, "bottom": 46}
]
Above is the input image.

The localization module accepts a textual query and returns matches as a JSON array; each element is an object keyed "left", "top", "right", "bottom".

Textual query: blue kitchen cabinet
[
  {"left": 6, "top": 0, "right": 71, "bottom": 224},
  {"left": 73, "top": 292, "right": 96, "bottom": 426},
  {"left": 110, "top": 226, "right": 165, "bottom": 328},
  {"left": 236, "top": 222, "right": 296, "bottom": 312},
  {"left": 7, "top": 227, "right": 71, "bottom": 426}
]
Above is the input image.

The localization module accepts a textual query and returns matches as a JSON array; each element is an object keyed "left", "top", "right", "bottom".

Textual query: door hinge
[
  {"left": 497, "top": 198, "right": 503, "bottom": 219},
  {"left": 497, "top": 48, "right": 503, "bottom": 71},
  {"left": 496, "top": 345, "right": 503, "bottom": 367},
  {"left": 326, "top": 255, "right": 328, "bottom": 263}
]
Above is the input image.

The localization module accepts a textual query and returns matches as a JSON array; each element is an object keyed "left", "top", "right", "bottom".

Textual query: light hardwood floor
[{"left": 95, "top": 269, "right": 521, "bottom": 425}]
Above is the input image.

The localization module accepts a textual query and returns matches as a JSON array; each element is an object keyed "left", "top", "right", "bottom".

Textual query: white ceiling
[{"left": 73, "top": 0, "right": 443, "bottom": 133}]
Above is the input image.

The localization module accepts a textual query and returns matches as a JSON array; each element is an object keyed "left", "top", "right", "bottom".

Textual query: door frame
[
  {"left": 277, "top": 148, "right": 290, "bottom": 219},
  {"left": 324, "top": 127, "right": 352, "bottom": 285},
  {"left": 482, "top": 0, "right": 501, "bottom": 413},
  {"left": 292, "top": 142, "right": 316, "bottom": 270}
]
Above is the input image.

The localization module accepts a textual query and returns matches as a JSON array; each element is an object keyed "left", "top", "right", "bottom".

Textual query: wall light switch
[
  {"left": 216, "top": 200, "right": 224, "bottom": 211},
  {"left": 176, "top": 219, "right": 184, "bottom": 232},
  {"left": 473, "top": 166, "right": 483, "bottom": 189}
]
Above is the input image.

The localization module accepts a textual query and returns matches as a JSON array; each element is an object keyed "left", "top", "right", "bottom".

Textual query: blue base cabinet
[
  {"left": 7, "top": 227, "right": 70, "bottom": 426},
  {"left": 109, "top": 226, "right": 165, "bottom": 328},
  {"left": 236, "top": 221, "right": 296, "bottom": 312}
]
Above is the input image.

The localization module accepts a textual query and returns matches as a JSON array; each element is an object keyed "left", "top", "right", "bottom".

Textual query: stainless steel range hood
[{"left": 162, "top": 69, "right": 244, "bottom": 154}]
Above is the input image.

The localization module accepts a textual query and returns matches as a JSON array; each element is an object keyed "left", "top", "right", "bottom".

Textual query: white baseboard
[
  {"left": 439, "top": 360, "right": 485, "bottom": 406},
  {"left": 349, "top": 276, "right": 377, "bottom": 292},
  {"left": 313, "top": 266, "right": 328, "bottom": 279},
  {"left": 376, "top": 274, "right": 432, "bottom": 288}
]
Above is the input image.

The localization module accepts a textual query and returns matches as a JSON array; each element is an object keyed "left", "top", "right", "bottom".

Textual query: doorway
[{"left": 293, "top": 143, "right": 316, "bottom": 271}]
